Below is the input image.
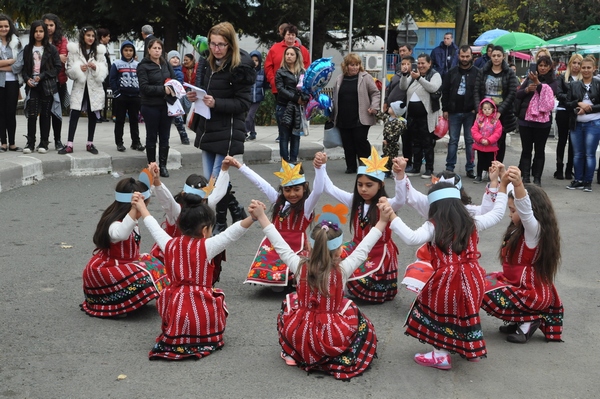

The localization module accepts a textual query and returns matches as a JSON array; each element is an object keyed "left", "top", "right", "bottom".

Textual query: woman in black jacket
[
  {"left": 474, "top": 45, "right": 517, "bottom": 163},
  {"left": 514, "top": 55, "right": 558, "bottom": 186},
  {"left": 275, "top": 46, "right": 308, "bottom": 163},
  {"left": 187, "top": 21, "right": 255, "bottom": 233},
  {"left": 137, "top": 37, "right": 176, "bottom": 177},
  {"left": 21, "top": 20, "right": 61, "bottom": 154}
]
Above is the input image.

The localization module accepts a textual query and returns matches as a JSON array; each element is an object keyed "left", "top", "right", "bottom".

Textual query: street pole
[
  {"left": 349, "top": 0, "right": 354, "bottom": 52},
  {"left": 381, "top": 0, "right": 390, "bottom": 111}
]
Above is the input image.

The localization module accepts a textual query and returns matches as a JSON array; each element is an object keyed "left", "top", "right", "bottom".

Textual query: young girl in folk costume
[
  {"left": 226, "top": 156, "right": 324, "bottom": 290},
  {"left": 81, "top": 172, "right": 169, "bottom": 318},
  {"left": 320, "top": 147, "right": 405, "bottom": 302},
  {"left": 382, "top": 166, "right": 508, "bottom": 369},
  {"left": 132, "top": 192, "right": 257, "bottom": 360},
  {"left": 472, "top": 98, "right": 503, "bottom": 183},
  {"left": 21, "top": 20, "right": 61, "bottom": 154},
  {"left": 482, "top": 166, "right": 563, "bottom": 343},
  {"left": 148, "top": 160, "right": 229, "bottom": 283},
  {"left": 250, "top": 201, "right": 389, "bottom": 380},
  {"left": 60, "top": 26, "right": 108, "bottom": 155}
]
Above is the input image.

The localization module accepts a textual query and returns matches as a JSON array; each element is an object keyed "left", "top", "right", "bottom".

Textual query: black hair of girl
[
  {"left": 178, "top": 194, "right": 216, "bottom": 237},
  {"left": 501, "top": 184, "right": 560, "bottom": 284},
  {"left": 78, "top": 26, "right": 98, "bottom": 60},
  {"left": 535, "top": 55, "right": 555, "bottom": 83},
  {"left": 301, "top": 223, "right": 344, "bottom": 296},
  {"left": 93, "top": 178, "right": 149, "bottom": 249},
  {"left": 0, "top": 14, "right": 18, "bottom": 40},
  {"left": 24, "top": 21, "right": 53, "bottom": 77},
  {"left": 350, "top": 174, "right": 388, "bottom": 232},
  {"left": 41, "top": 13, "right": 64, "bottom": 46},
  {"left": 427, "top": 182, "right": 475, "bottom": 254},
  {"left": 173, "top": 174, "right": 209, "bottom": 204},
  {"left": 417, "top": 53, "right": 431, "bottom": 63},
  {"left": 272, "top": 167, "right": 311, "bottom": 223},
  {"left": 435, "top": 170, "right": 472, "bottom": 205}
]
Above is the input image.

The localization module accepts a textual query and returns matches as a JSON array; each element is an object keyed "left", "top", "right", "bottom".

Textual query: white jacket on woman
[
  {"left": 400, "top": 70, "right": 442, "bottom": 132},
  {"left": 66, "top": 42, "right": 108, "bottom": 111}
]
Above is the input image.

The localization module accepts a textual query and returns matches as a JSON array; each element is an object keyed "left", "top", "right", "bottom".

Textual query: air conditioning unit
[{"left": 362, "top": 53, "right": 384, "bottom": 71}]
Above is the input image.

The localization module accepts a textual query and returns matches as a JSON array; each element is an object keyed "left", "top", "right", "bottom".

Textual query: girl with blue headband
[
  {"left": 381, "top": 163, "right": 509, "bottom": 370},
  {"left": 225, "top": 155, "right": 324, "bottom": 291},
  {"left": 319, "top": 147, "right": 405, "bottom": 302},
  {"left": 132, "top": 191, "right": 258, "bottom": 360},
  {"left": 81, "top": 173, "right": 169, "bottom": 318},
  {"left": 249, "top": 201, "right": 390, "bottom": 380}
]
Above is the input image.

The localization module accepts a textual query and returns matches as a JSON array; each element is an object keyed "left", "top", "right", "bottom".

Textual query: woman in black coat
[
  {"left": 187, "top": 22, "right": 255, "bottom": 233},
  {"left": 474, "top": 45, "right": 518, "bottom": 163},
  {"left": 137, "top": 37, "right": 176, "bottom": 177}
]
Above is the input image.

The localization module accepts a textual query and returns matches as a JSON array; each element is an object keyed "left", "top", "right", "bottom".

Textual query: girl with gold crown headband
[
  {"left": 224, "top": 155, "right": 324, "bottom": 291},
  {"left": 147, "top": 161, "right": 230, "bottom": 284},
  {"left": 81, "top": 170, "right": 169, "bottom": 318},
  {"left": 132, "top": 186, "right": 259, "bottom": 360},
  {"left": 381, "top": 165, "right": 509, "bottom": 370},
  {"left": 250, "top": 200, "right": 390, "bottom": 380},
  {"left": 319, "top": 147, "right": 405, "bottom": 303}
]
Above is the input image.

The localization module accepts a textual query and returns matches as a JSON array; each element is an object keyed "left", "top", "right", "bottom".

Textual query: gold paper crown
[
  {"left": 273, "top": 160, "right": 304, "bottom": 186},
  {"left": 360, "top": 147, "right": 389, "bottom": 173}
]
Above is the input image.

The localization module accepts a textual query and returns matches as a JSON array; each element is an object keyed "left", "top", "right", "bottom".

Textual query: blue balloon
[{"left": 303, "top": 58, "right": 335, "bottom": 95}]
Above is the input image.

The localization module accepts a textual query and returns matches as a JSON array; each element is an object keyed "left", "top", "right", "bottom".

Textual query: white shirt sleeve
[
  {"left": 322, "top": 164, "right": 353, "bottom": 207},
  {"left": 514, "top": 193, "right": 540, "bottom": 247},
  {"left": 303, "top": 166, "right": 325, "bottom": 218},
  {"left": 262, "top": 224, "right": 301, "bottom": 273},
  {"left": 405, "top": 177, "right": 430, "bottom": 218},
  {"left": 478, "top": 184, "right": 498, "bottom": 215},
  {"left": 474, "top": 192, "right": 507, "bottom": 231},
  {"left": 387, "top": 175, "right": 407, "bottom": 211},
  {"left": 108, "top": 214, "right": 138, "bottom": 242},
  {"left": 141, "top": 215, "right": 173, "bottom": 251},
  {"left": 204, "top": 221, "right": 250, "bottom": 260},
  {"left": 207, "top": 170, "right": 230, "bottom": 210},
  {"left": 389, "top": 217, "right": 435, "bottom": 246},
  {"left": 153, "top": 183, "right": 181, "bottom": 225},
  {"left": 339, "top": 227, "right": 383, "bottom": 278},
  {"left": 238, "top": 164, "right": 279, "bottom": 203}
]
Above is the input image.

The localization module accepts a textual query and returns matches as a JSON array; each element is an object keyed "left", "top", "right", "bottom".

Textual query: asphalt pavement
[{"left": 1, "top": 148, "right": 599, "bottom": 398}]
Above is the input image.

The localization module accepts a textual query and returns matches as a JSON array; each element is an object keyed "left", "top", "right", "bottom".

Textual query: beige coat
[
  {"left": 332, "top": 71, "right": 381, "bottom": 126},
  {"left": 66, "top": 42, "right": 108, "bottom": 111},
  {"left": 400, "top": 69, "right": 442, "bottom": 132}
]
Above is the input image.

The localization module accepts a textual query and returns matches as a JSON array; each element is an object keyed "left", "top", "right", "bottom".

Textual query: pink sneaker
[
  {"left": 414, "top": 351, "right": 452, "bottom": 370},
  {"left": 280, "top": 351, "right": 297, "bottom": 366}
]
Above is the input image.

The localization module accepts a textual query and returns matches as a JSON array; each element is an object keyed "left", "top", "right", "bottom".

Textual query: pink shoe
[
  {"left": 414, "top": 351, "right": 452, "bottom": 370},
  {"left": 280, "top": 351, "right": 297, "bottom": 366}
]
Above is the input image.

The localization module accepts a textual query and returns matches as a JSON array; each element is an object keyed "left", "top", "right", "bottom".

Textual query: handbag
[
  {"left": 323, "top": 121, "right": 342, "bottom": 148},
  {"left": 292, "top": 105, "right": 310, "bottom": 137},
  {"left": 433, "top": 115, "right": 449, "bottom": 139}
]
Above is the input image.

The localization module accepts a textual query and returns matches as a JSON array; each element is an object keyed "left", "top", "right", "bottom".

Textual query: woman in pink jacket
[{"left": 471, "top": 98, "right": 502, "bottom": 183}]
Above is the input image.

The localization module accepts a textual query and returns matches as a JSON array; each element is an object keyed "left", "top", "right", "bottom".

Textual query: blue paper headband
[
  {"left": 357, "top": 166, "right": 385, "bottom": 182},
  {"left": 428, "top": 187, "right": 461, "bottom": 204},
  {"left": 115, "top": 170, "right": 152, "bottom": 203},
  {"left": 309, "top": 214, "right": 344, "bottom": 251},
  {"left": 183, "top": 183, "right": 206, "bottom": 198}
]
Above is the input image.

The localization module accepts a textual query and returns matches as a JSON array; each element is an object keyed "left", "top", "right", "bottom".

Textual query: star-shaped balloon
[
  {"left": 360, "top": 147, "right": 389, "bottom": 173},
  {"left": 274, "top": 160, "right": 303, "bottom": 186}
]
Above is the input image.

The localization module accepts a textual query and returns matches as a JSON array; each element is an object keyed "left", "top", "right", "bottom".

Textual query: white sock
[
  {"left": 433, "top": 347, "right": 449, "bottom": 357},
  {"left": 519, "top": 322, "right": 531, "bottom": 334}
]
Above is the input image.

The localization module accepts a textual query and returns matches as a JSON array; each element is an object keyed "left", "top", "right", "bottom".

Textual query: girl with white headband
[
  {"left": 81, "top": 172, "right": 168, "bottom": 318},
  {"left": 380, "top": 162, "right": 508, "bottom": 370}
]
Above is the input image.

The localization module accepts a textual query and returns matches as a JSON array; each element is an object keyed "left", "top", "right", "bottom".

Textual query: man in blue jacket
[{"left": 430, "top": 32, "right": 458, "bottom": 78}]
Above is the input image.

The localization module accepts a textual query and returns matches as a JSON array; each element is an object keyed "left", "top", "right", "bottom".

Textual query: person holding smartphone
[{"left": 514, "top": 55, "right": 558, "bottom": 186}]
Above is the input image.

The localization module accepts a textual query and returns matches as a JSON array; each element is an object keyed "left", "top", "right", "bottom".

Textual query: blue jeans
[
  {"left": 276, "top": 105, "right": 299, "bottom": 162},
  {"left": 445, "top": 112, "right": 475, "bottom": 172},
  {"left": 201, "top": 151, "right": 226, "bottom": 180},
  {"left": 570, "top": 118, "right": 600, "bottom": 182}
]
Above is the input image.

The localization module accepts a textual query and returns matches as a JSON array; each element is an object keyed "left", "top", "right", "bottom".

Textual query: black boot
[
  {"left": 554, "top": 163, "right": 564, "bottom": 180},
  {"left": 213, "top": 196, "right": 228, "bottom": 235},
  {"left": 158, "top": 146, "right": 169, "bottom": 178},
  {"left": 565, "top": 163, "right": 573, "bottom": 180},
  {"left": 146, "top": 146, "right": 156, "bottom": 163},
  {"left": 179, "top": 130, "right": 190, "bottom": 145},
  {"left": 227, "top": 189, "right": 247, "bottom": 223}
]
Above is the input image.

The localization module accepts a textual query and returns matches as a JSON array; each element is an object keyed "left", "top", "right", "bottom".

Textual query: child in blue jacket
[{"left": 245, "top": 50, "right": 265, "bottom": 141}]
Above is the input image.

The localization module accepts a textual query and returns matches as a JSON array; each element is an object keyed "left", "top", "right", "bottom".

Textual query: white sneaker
[
  {"left": 23, "top": 147, "right": 32, "bottom": 154},
  {"left": 37, "top": 147, "right": 48, "bottom": 154}
]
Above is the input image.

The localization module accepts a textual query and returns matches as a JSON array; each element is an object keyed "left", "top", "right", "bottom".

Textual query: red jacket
[
  {"left": 51, "top": 36, "right": 68, "bottom": 85},
  {"left": 182, "top": 62, "right": 198, "bottom": 85},
  {"left": 264, "top": 40, "right": 310, "bottom": 94}
]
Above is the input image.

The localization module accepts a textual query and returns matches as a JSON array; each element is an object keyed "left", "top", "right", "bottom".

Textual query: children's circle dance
[{"left": 80, "top": 151, "right": 563, "bottom": 377}]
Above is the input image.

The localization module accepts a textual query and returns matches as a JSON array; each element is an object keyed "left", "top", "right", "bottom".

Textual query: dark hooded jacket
[
  {"left": 109, "top": 41, "right": 139, "bottom": 97},
  {"left": 430, "top": 41, "right": 458, "bottom": 77},
  {"left": 192, "top": 49, "right": 256, "bottom": 156},
  {"left": 474, "top": 60, "right": 518, "bottom": 133},
  {"left": 249, "top": 50, "right": 265, "bottom": 103}
]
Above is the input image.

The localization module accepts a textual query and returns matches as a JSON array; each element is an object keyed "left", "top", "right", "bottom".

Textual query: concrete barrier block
[{"left": 67, "top": 153, "right": 112, "bottom": 176}]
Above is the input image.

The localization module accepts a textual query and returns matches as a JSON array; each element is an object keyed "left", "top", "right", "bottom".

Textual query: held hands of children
[
  {"left": 313, "top": 152, "right": 327, "bottom": 169},
  {"left": 376, "top": 198, "right": 396, "bottom": 230},
  {"left": 131, "top": 192, "right": 150, "bottom": 219},
  {"left": 248, "top": 200, "right": 269, "bottom": 227},
  {"left": 392, "top": 157, "right": 407, "bottom": 180},
  {"left": 148, "top": 162, "right": 161, "bottom": 186},
  {"left": 223, "top": 156, "right": 242, "bottom": 170}
]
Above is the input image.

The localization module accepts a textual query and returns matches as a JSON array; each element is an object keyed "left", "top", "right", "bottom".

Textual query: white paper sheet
[{"left": 183, "top": 82, "right": 211, "bottom": 120}]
